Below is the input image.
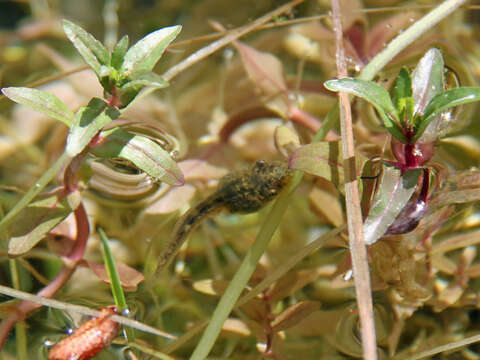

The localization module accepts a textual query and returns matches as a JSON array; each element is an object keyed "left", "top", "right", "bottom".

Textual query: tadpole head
[
  {"left": 252, "top": 160, "right": 292, "bottom": 193},
  {"left": 220, "top": 160, "right": 293, "bottom": 214}
]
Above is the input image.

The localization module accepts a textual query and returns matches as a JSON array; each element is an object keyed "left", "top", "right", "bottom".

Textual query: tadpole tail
[{"left": 156, "top": 195, "right": 223, "bottom": 274}]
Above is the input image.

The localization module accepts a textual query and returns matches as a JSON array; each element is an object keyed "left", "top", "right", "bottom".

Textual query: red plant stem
[
  {"left": 0, "top": 203, "right": 90, "bottom": 348},
  {"left": 288, "top": 107, "right": 321, "bottom": 132}
]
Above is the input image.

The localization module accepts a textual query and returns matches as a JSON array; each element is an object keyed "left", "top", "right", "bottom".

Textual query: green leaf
[
  {"left": 392, "top": 68, "right": 413, "bottom": 124},
  {"left": 98, "top": 228, "right": 128, "bottom": 310},
  {"left": 289, "top": 141, "right": 344, "bottom": 186},
  {"left": 363, "top": 166, "right": 421, "bottom": 245},
  {"left": 121, "top": 25, "right": 181, "bottom": 77},
  {"left": 66, "top": 98, "right": 120, "bottom": 157},
  {"left": 8, "top": 193, "right": 73, "bottom": 256},
  {"left": 1, "top": 87, "right": 74, "bottom": 127},
  {"left": 91, "top": 128, "right": 184, "bottom": 186},
  {"left": 118, "top": 73, "right": 168, "bottom": 107},
  {"left": 414, "top": 87, "right": 480, "bottom": 142},
  {"left": 111, "top": 35, "right": 129, "bottom": 70},
  {"left": 412, "top": 48, "right": 444, "bottom": 116},
  {"left": 324, "top": 78, "right": 406, "bottom": 143},
  {"left": 62, "top": 20, "right": 110, "bottom": 76}
]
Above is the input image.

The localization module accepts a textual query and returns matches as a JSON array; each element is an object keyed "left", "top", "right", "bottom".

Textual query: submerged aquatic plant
[
  {"left": 0, "top": 1, "right": 480, "bottom": 360},
  {"left": 326, "top": 48, "right": 480, "bottom": 245}
]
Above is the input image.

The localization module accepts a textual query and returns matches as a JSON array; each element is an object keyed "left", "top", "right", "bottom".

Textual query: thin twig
[
  {"left": 331, "top": 1, "right": 377, "bottom": 359},
  {"left": 161, "top": 0, "right": 306, "bottom": 82}
]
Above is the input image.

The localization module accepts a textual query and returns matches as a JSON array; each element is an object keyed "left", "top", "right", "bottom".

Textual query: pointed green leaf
[
  {"left": 2, "top": 87, "right": 74, "bottom": 127},
  {"left": 414, "top": 87, "right": 480, "bottom": 142},
  {"left": 324, "top": 78, "right": 406, "bottom": 143},
  {"left": 98, "top": 228, "right": 128, "bottom": 309},
  {"left": 121, "top": 25, "right": 181, "bottom": 76},
  {"left": 111, "top": 35, "right": 129, "bottom": 70},
  {"left": 392, "top": 68, "right": 413, "bottom": 124},
  {"left": 363, "top": 166, "right": 421, "bottom": 245},
  {"left": 8, "top": 194, "right": 73, "bottom": 256},
  {"left": 393, "top": 68, "right": 412, "bottom": 106},
  {"left": 412, "top": 48, "right": 444, "bottom": 116},
  {"left": 66, "top": 98, "right": 120, "bottom": 157},
  {"left": 62, "top": 20, "right": 110, "bottom": 76},
  {"left": 91, "top": 128, "right": 184, "bottom": 185}
]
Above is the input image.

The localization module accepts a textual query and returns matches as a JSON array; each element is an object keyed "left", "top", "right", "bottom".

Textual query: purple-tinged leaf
[
  {"left": 91, "top": 128, "right": 184, "bottom": 186},
  {"left": 2, "top": 87, "right": 74, "bottom": 127},
  {"left": 289, "top": 141, "right": 344, "bottom": 186},
  {"left": 121, "top": 25, "right": 181, "bottom": 77},
  {"left": 8, "top": 193, "right": 73, "bottom": 256},
  {"left": 363, "top": 166, "right": 421, "bottom": 245}
]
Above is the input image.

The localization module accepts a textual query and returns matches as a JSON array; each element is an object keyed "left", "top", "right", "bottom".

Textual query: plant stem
[
  {"left": 332, "top": 1, "right": 377, "bottom": 359},
  {"left": 9, "top": 260, "right": 27, "bottom": 360},
  {"left": 161, "top": 0, "right": 306, "bottom": 82},
  {"left": 359, "top": 0, "right": 468, "bottom": 81},
  {"left": 189, "top": 171, "right": 302, "bottom": 360},
  {"left": 0, "top": 152, "right": 72, "bottom": 234}
]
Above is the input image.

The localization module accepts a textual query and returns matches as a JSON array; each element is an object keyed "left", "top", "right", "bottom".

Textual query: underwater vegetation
[{"left": 0, "top": 0, "right": 480, "bottom": 359}]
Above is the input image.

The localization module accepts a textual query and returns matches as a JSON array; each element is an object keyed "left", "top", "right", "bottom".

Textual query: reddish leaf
[
  {"left": 87, "top": 261, "right": 144, "bottom": 290},
  {"left": 236, "top": 42, "right": 287, "bottom": 96},
  {"left": 179, "top": 160, "right": 228, "bottom": 181},
  {"left": 271, "top": 301, "right": 321, "bottom": 332},
  {"left": 144, "top": 184, "right": 196, "bottom": 215}
]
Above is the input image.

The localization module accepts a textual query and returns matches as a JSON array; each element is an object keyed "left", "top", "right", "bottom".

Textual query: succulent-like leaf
[
  {"left": 325, "top": 78, "right": 406, "bottom": 143},
  {"left": 62, "top": 20, "right": 110, "bottom": 76},
  {"left": 363, "top": 166, "right": 421, "bottom": 245},
  {"left": 91, "top": 128, "right": 184, "bottom": 186},
  {"left": 289, "top": 141, "right": 344, "bottom": 186},
  {"left": 414, "top": 87, "right": 480, "bottom": 142},
  {"left": 412, "top": 48, "right": 444, "bottom": 116},
  {"left": 66, "top": 98, "right": 120, "bottom": 157},
  {"left": 8, "top": 194, "right": 73, "bottom": 256},
  {"left": 121, "top": 25, "right": 181, "bottom": 76},
  {"left": 111, "top": 35, "right": 129, "bottom": 70},
  {"left": 2, "top": 87, "right": 75, "bottom": 127}
]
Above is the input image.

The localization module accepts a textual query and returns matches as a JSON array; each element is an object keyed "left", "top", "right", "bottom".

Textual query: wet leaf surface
[{"left": 363, "top": 165, "right": 421, "bottom": 245}]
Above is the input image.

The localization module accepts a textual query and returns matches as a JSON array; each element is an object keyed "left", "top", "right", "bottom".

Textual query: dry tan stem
[
  {"left": 161, "top": 0, "right": 306, "bottom": 82},
  {"left": 330, "top": 1, "right": 378, "bottom": 359}
]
